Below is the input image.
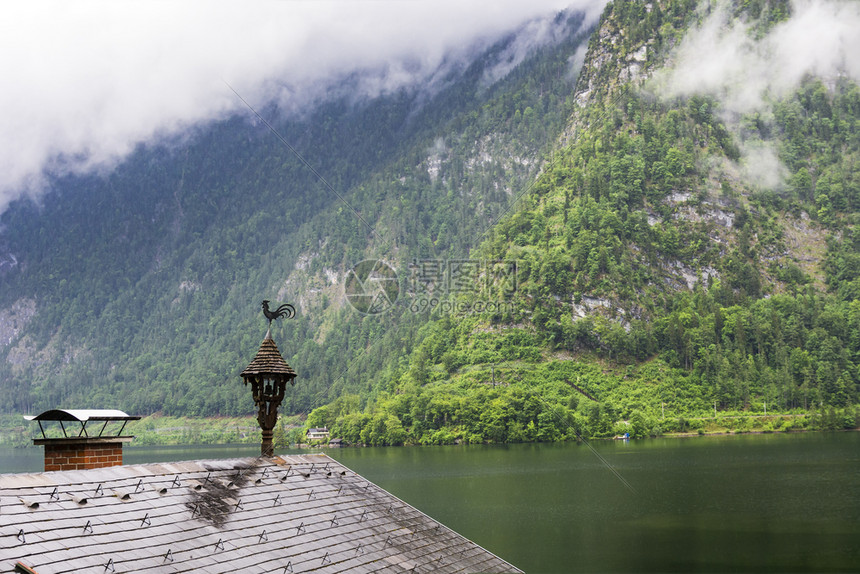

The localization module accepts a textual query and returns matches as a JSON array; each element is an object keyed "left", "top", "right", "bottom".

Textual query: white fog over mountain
[{"left": 0, "top": 0, "right": 608, "bottom": 213}]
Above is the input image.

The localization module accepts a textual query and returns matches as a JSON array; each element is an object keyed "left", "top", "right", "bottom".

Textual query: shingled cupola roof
[{"left": 240, "top": 328, "right": 296, "bottom": 378}]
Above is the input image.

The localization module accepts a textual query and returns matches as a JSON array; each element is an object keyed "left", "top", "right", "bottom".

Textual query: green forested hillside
[{"left": 307, "top": 0, "right": 860, "bottom": 444}]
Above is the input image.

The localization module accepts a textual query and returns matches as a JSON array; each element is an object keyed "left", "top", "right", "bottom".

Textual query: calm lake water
[{"left": 2, "top": 433, "right": 858, "bottom": 573}]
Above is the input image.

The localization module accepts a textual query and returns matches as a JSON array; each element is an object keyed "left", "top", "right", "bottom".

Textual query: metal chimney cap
[{"left": 24, "top": 409, "right": 141, "bottom": 422}]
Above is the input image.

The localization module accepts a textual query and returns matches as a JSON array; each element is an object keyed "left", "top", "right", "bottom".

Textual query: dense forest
[
  {"left": 305, "top": 0, "right": 860, "bottom": 444},
  {"left": 1, "top": 0, "right": 858, "bottom": 445}
]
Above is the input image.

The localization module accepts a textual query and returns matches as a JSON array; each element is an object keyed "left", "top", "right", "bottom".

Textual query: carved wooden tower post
[{"left": 241, "top": 301, "right": 297, "bottom": 457}]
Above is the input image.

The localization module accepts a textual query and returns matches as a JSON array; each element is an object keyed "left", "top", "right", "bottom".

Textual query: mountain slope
[
  {"left": 0, "top": 9, "right": 595, "bottom": 417},
  {"left": 310, "top": 0, "right": 860, "bottom": 444}
]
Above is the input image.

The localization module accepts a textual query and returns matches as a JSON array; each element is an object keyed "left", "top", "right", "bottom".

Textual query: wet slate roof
[{"left": 0, "top": 454, "right": 522, "bottom": 573}]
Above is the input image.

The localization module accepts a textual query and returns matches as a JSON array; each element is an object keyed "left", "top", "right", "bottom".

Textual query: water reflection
[{"left": 329, "top": 434, "right": 860, "bottom": 573}]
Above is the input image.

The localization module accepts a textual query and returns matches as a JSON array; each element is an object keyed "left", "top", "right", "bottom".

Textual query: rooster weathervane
[{"left": 261, "top": 300, "right": 296, "bottom": 325}]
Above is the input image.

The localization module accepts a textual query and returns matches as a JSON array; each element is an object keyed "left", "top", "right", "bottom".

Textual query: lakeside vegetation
[
  {"left": 0, "top": 413, "right": 302, "bottom": 448},
  {"left": 4, "top": 408, "right": 857, "bottom": 451},
  {"left": 305, "top": 352, "right": 860, "bottom": 446}
]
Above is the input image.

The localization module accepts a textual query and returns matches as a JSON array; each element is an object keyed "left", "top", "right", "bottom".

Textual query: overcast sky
[{"left": 0, "top": 0, "right": 608, "bottom": 214}]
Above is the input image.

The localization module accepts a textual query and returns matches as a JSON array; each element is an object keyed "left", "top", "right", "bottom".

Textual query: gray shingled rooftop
[{"left": 0, "top": 453, "right": 522, "bottom": 573}]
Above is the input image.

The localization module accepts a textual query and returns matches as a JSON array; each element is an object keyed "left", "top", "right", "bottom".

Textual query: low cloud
[
  {"left": 652, "top": 0, "right": 860, "bottom": 189},
  {"left": 0, "top": 0, "right": 607, "bottom": 214},
  {"left": 739, "top": 141, "right": 789, "bottom": 191},
  {"left": 479, "top": 10, "right": 590, "bottom": 88}
]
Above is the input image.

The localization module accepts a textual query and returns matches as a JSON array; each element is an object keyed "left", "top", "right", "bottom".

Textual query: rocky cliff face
[{"left": 0, "top": 298, "right": 35, "bottom": 348}]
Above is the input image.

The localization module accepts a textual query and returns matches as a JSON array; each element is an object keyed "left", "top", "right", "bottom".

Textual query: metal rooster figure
[{"left": 261, "top": 300, "right": 296, "bottom": 325}]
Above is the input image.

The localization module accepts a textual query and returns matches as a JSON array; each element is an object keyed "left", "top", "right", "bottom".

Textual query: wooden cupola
[{"left": 241, "top": 327, "right": 297, "bottom": 457}]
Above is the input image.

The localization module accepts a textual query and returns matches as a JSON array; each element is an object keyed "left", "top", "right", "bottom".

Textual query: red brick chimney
[
  {"left": 37, "top": 437, "right": 132, "bottom": 471},
  {"left": 25, "top": 409, "right": 139, "bottom": 472}
]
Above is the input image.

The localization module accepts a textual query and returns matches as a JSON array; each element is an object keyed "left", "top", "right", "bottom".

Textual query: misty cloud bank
[
  {"left": 0, "top": 0, "right": 607, "bottom": 214},
  {"left": 652, "top": 0, "right": 860, "bottom": 190}
]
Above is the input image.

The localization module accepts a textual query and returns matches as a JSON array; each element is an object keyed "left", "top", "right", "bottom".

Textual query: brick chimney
[
  {"left": 25, "top": 409, "right": 139, "bottom": 472},
  {"left": 37, "top": 437, "right": 132, "bottom": 471}
]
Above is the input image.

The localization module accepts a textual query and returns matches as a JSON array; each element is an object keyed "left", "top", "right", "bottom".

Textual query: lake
[{"left": 2, "top": 432, "right": 858, "bottom": 573}]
